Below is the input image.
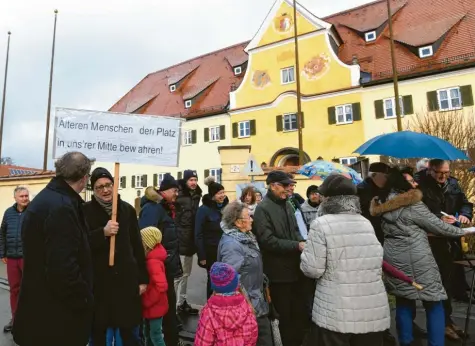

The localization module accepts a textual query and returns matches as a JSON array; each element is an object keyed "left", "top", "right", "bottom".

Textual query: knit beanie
[
  {"left": 318, "top": 174, "right": 357, "bottom": 197},
  {"left": 90, "top": 167, "right": 113, "bottom": 188},
  {"left": 306, "top": 185, "right": 319, "bottom": 198},
  {"left": 141, "top": 227, "right": 162, "bottom": 253},
  {"left": 159, "top": 173, "right": 179, "bottom": 191},
  {"left": 204, "top": 176, "right": 224, "bottom": 197},
  {"left": 183, "top": 169, "right": 198, "bottom": 182},
  {"left": 210, "top": 262, "right": 239, "bottom": 294}
]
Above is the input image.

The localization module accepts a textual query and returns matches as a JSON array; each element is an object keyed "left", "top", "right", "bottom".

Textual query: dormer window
[
  {"left": 419, "top": 46, "right": 433, "bottom": 58},
  {"left": 185, "top": 100, "right": 192, "bottom": 108},
  {"left": 365, "top": 31, "right": 376, "bottom": 42},
  {"left": 234, "top": 66, "right": 242, "bottom": 76},
  {"left": 169, "top": 84, "right": 176, "bottom": 92}
]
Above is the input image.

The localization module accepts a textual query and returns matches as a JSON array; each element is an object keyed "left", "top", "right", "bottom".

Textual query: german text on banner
[{"left": 53, "top": 107, "right": 182, "bottom": 166}]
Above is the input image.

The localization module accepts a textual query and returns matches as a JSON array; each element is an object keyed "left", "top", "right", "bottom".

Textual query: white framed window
[
  {"left": 210, "top": 168, "right": 221, "bottom": 183},
  {"left": 336, "top": 104, "right": 353, "bottom": 125},
  {"left": 339, "top": 157, "right": 357, "bottom": 166},
  {"left": 185, "top": 100, "right": 192, "bottom": 108},
  {"left": 170, "top": 84, "right": 176, "bottom": 92},
  {"left": 134, "top": 175, "right": 144, "bottom": 188},
  {"left": 157, "top": 173, "right": 166, "bottom": 186},
  {"left": 437, "top": 87, "right": 461, "bottom": 111},
  {"left": 239, "top": 121, "right": 250, "bottom": 138},
  {"left": 234, "top": 66, "right": 242, "bottom": 75},
  {"left": 183, "top": 130, "right": 192, "bottom": 145},
  {"left": 383, "top": 97, "right": 404, "bottom": 118},
  {"left": 209, "top": 126, "right": 220, "bottom": 142},
  {"left": 419, "top": 46, "right": 433, "bottom": 58},
  {"left": 365, "top": 31, "right": 376, "bottom": 42},
  {"left": 283, "top": 113, "right": 297, "bottom": 131},
  {"left": 281, "top": 66, "right": 295, "bottom": 85}
]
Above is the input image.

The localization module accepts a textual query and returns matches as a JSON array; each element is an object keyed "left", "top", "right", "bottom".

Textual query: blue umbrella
[
  {"left": 354, "top": 131, "right": 468, "bottom": 160},
  {"left": 297, "top": 160, "right": 363, "bottom": 185}
]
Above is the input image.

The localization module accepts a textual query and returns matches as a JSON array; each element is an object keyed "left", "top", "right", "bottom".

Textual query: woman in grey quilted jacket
[
  {"left": 301, "top": 174, "right": 390, "bottom": 346},
  {"left": 370, "top": 167, "right": 467, "bottom": 346}
]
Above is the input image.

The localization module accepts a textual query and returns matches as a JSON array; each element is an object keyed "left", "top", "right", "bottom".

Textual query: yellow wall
[
  {"left": 0, "top": 176, "right": 53, "bottom": 214},
  {"left": 361, "top": 68, "right": 475, "bottom": 141}
]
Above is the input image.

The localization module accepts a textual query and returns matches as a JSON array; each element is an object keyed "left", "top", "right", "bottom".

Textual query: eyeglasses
[
  {"left": 94, "top": 183, "right": 113, "bottom": 191},
  {"left": 433, "top": 170, "right": 450, "bottom": 176}
]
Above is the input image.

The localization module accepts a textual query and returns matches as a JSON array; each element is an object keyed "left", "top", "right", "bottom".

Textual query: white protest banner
[{"left": 53, "top": 107, "right": 182, "bottom": 166}]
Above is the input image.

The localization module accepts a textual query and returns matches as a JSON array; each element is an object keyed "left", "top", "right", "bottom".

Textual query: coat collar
[
  {"left": 370, "top": 189, "right": 423, "bottom": 217},
  {"left": 317, "top": 195, "right": 361, "bottom": 216},
  {"left": 47, "top": 177, "right": 84, "bottom": 204}
]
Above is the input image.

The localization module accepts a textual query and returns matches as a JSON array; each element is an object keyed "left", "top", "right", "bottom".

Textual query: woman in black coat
[{"left": 84, "top": 168, "right": 148, "bottom": 346}]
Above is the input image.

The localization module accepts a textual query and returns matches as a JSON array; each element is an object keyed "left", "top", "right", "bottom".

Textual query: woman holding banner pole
[{"left": 84, "top": 167, "right": 148, "bottom": 346}]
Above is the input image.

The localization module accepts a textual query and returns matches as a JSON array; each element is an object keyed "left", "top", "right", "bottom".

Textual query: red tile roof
[
  {"left": 111, "top": 0, "right": 475, "bottom": 116},
  {"left": 0, "top": 165, "right": 54, "bottom": 180},
  {"left": 109, "top": 42, "right": 248, "bottom": 119},
  {"left": 324, "top": 0, "right": 475, "bottom": 80}
]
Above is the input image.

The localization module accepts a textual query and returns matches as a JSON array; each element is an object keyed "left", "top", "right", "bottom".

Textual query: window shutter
[
  {"left": 219, "top": 168, "right": 223, "bottom": 183},
  {"left": 131, "top": 175, "right": 136, "bottom": 188},
  {"left": 352, "top": 103, "right": 361, "bottom": 121},
  {"left": 204, "top": 169, "right": 210, "bottom": 178},
  {"left": 153, "top": 174, "right": 158, "bottom": 187},
  {"left": 427, "top": 91, "right": 439, "bottom": 111},
  {"left": 402, "top": 95, "right": 414, "bottom": 115},
  {"left": 191, "top": 130, "right": 197, "bottom": 144},
  {"left": 276, "top": 115, "right": 283, "bottom": 132},
  {"left": 120, "top": 176, "right": 126, "bottom": 189},
  {"left": 232, "top": 123, "right": 238, "bottom": 138},
  {"left": 204, "top": 128, "right": 209, "bottom": 142},
  {"left": 250, "top": 119, "right": 256, "bottom": 136},
  {"left": 219, "top": 125, "right": 226, "bottom": 140},
  {"left": 298, "top": 112, "right": 305, "bottom": 129},
  {"left": 461, "top": 85, "right": 474, "bottom": 107},
  {"left": 178, "top": 171, "right": 183, "bottom": 180},
  {"left": 374, "top": 100, "right": 384, "bottom": 119},
  {"left": 327, "top": 107, "right": 336, "bottom": 125},
  {"left": 142, "top": 175, "right": 148, "bottom": 187}
]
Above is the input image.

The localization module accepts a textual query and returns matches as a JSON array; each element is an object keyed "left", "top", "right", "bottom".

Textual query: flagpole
[
  {"left": 0, "top": 32, "right": 11, "bottom": 162},
  {"left": 387, "top": 0, "right": 402, "bottom": 132},
  {"left": 43, "top": 9, "right": 58, "bottom": 171},
  {"left": 293, "top": 0, "right": 304, "bottom": 165}
]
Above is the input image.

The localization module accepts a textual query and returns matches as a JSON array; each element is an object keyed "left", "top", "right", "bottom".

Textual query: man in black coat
[
  {"left": 174, "top": 169, "right": 201, "bottom": 315},
  {"left": 13, "top": 152, "right": 94, "bottom": 346},
  {"left": 139, "top": 173, "right": 183, "bottom": 346},
  {"left": 252, "top": 171, "right": 306, "bottom": 346},
  {"left": 415, "top": 159, "right": 473, "bottom": 341}
]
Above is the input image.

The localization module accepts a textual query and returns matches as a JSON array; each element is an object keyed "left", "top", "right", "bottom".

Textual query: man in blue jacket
[
  {"left": 0, "top": 186, "right": 30, "bottom": 333},
  {"left": 139, "top": 173, "right": 183, "bottom": 346}
]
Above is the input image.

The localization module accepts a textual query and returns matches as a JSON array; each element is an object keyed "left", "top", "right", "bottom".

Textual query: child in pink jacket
[{"left": 194, "top": 262, "right": 258, "bottom": 346}]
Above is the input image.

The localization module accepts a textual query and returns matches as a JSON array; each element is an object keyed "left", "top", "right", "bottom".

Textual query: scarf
[
  {"left": 160, "top": 192, "right": 176, "bottom": 219},
  {"left": 95, "top": 195, "right": 113, "bottom": 216},
  {"left": 223, "top": 226, "right": 260, "bottom": 251}
]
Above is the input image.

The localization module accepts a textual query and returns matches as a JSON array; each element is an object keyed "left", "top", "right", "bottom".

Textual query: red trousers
[{"left": 6, "top": 258, "right": 23, "bottom": 319}]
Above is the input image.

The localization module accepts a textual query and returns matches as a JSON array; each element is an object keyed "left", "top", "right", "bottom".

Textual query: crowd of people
[{"left": 0, "top": 151, "right": 474, "bottom": 346}]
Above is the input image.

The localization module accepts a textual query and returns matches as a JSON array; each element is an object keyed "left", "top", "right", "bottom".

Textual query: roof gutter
[{"left": 362, "top": 60, "right": 475, "bottom": 87}]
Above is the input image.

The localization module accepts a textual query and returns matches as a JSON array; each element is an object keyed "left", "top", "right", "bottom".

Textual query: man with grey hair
[
  {"left": 0, "top": 185, "right": 30, "bottom": 333},
  {"left": 416, "top": 158, "right": 429, "bottom": 172},
  {"left": 13, "top": 152, "right": 94, "bottom": 346}
]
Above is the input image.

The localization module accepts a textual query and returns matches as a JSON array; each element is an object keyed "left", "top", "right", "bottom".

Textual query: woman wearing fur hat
[
  {"left": 195, "top": 176, "right": 229, "bottom": 298},
  {"left": 301, "top": 174, "right": 390, "bottom": 346},
  {"left": 83, "top": 167, "right": 149, "bottom": 346},
  {"left": 370, "top": 168, "right": 468, "bottom": 346}
]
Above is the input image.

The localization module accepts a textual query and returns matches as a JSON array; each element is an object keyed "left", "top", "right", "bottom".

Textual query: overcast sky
[{"left": 0, "top": 0, "right": 373, "bottom": 169}]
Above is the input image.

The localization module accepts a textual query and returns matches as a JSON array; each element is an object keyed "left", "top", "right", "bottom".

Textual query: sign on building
[
  {"left": 243, "top": 154, "right": 263, "bottom": 176},
  {"left": 53, "top": 107, "right": 182, "bottom": 166}
]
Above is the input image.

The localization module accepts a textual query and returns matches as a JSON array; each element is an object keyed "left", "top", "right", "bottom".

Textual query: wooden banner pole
[{"left": 109, "top": 162, "right": 120, "bottom": 266}]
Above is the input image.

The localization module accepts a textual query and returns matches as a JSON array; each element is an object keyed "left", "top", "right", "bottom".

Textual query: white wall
[{"left": 92, "top": 113, "right": 231, "bottom": 206}]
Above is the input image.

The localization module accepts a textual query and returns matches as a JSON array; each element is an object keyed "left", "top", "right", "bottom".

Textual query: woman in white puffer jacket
[{"left": 301, "top": 174, "right": 390, "bottom": 346}]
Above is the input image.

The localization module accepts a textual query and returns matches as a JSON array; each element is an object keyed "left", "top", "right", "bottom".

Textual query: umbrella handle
[{"left": 412, "top": 282, "right": 423, "bottom": 290}]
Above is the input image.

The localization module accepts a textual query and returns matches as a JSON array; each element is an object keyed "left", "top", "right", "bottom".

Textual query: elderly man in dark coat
[
  {"left": 139, "top": 173, "right": 183, "bottom": 346},
  {"left": 84, "top": 167, "right": 148, "bottom": 345},
  {"left": 13, "top": 152, "right": 94, "bottom": 346}
]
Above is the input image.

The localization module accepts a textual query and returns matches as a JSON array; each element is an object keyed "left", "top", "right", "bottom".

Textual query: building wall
[
  {"left": 0, "top": 176, "right": 54, "bottom": 214},
  {"left": 94, "top": 113, "right": 231, "bottom": 206},
  {"left": 361, "top": 68, "right": 475, "bottom": 141}
]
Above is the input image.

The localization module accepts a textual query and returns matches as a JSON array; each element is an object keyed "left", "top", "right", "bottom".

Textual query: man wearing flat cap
[
  {"left": 139, "top": 173, "right": 183, "bottom": 346},
  {"left": 252, "top": 170, "right": 307, "bottom": 346}
]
